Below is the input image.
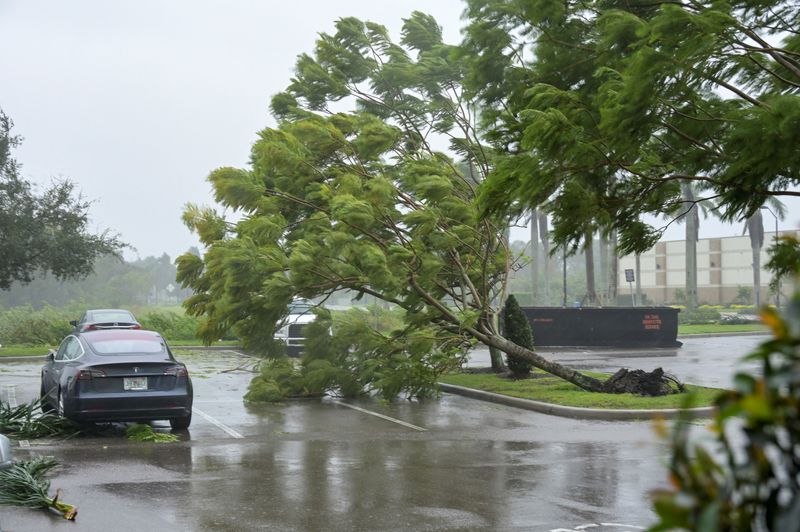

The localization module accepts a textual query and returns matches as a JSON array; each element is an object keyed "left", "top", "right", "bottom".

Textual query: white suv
[{"left": 274, "top": 299, "right": 317, "bottom": 356}]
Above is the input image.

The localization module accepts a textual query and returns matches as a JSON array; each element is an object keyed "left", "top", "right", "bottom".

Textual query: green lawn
[
  {"left": 678, "top": 323, "right": 767, "bottom": 335},
  {"left": 440, "top": 371, "right": 721, "bottom": 409}
]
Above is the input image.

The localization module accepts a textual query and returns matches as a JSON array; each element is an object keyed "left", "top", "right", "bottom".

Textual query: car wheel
[
  {"left": 170, "top": 412, "right": 192, "bottom": 430},
  {"left": 40, "top": 383, "right": 54, "bottom": 413}
]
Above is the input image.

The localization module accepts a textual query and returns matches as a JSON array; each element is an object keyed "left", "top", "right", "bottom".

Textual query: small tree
[{"left": 502, "top": 294, "right": 534, "bottom": 377}]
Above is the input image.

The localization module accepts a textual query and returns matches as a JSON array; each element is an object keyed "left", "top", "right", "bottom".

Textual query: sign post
[{"left": 624, "top": 269, "right": 636, "bottom": 307}]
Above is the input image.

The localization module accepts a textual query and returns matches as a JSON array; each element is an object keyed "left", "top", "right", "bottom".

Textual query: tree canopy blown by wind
[
  {"left": 465, "top": 0, "right": 799, "bottom": 256},
  {"left": 177, "top": 12, "right": 619, "bottom": 396}
]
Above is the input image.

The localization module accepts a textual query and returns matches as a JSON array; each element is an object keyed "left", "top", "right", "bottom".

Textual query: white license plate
[{"left": 123, "top": 377, "right": 148, "bottom": 391}]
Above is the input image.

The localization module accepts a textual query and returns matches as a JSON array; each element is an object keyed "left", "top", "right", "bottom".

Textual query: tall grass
[{"left": 0, "top": 306, "right": 204, "bottom": 345}]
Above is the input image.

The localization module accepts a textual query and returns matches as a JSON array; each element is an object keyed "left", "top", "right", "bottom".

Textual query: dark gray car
[{"left": 40, "top": 329, "right": 192, "bottom": 429}]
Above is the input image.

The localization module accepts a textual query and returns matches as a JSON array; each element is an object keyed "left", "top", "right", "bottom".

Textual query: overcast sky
[{"left": 1, "top": 1, "right": 797, "bottom": 260}]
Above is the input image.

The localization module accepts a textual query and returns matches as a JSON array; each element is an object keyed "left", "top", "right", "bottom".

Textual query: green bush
[
  {"left": 677, "top": 307, "right": 721, "bottom": 325},
  {"left": 0, "top": 306, "right": 73, "bottom": 346},
  {"left": 138, "top": 310, "right": 201, "bottom": 341},
  {"left": 502, "top": 295, "right": 534, "bottom": 377}
]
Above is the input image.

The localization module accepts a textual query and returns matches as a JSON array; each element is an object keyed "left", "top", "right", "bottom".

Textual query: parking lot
[{"left": 1, "top": 336, "right": 762, "bottom": 531}]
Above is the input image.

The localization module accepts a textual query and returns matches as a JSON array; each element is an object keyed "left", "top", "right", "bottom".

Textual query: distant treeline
[{"left": 0, "top": 252, "right": 195, "bottom": 310}]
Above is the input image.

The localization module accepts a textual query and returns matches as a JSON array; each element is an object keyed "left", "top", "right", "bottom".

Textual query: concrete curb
[{"left": 439, "top": 383, "right": 716, "bottom": 421}]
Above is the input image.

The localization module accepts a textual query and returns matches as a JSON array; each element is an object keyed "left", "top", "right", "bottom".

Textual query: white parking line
[
  {"left": 192, "top": 407, "right": 244, "bottom": 439},
  {"left": 4, "top": 384, "right": 30, "bottom": 448},
  {"left": 332, "top": 401, "right": 427, "bottom": 432}
]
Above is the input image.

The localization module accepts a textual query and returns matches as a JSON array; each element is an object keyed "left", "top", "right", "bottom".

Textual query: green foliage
[
  {"left": 0, "top": 306, "right": 72, "bottom": 346},
  {"left": 465, "top": 0, "right": 800, "bottom": 256},
  {"left": 244, "top": 358, "right": 308, "bottom": 402},
  {"left": 300, "top": 306, "right": 462, "bottom": 401},
  {"left": 678, "top": 307, "right": 722, "bottom": 325},
  {"left": 177, "top": 11, "right": 608, "bottom": 395},
  {"left": 125, "top": 424, "right": 179, "bottom": 443},
  {"left": 502, "top": 295, "right": 534, "bottom": 376},
  {"left": 440, "top": 372, "right": 718, "bottom": 410},
  {"left": 0, "top": 456, "right": 77, "bottom": 520},
  {"left": 0, "top": 306, "right": 205, "bottom": 346},
  {"left": 766, "top": 235, "right": 800, "bottom": 292},
  {"left": 734, "top": 285, "right": 753, "bottom": 305},
  {"left": 0, "top": 109, "right": 124, "bottom": 290},
  {"left": 652, "top": 291, "right": 800, "bottom": 530},
  {"left": 138, "top": 310, "right": 203, "bottom": 342},
  {"left": 0, "top": 398, "right": 77, "bottom": 439}
]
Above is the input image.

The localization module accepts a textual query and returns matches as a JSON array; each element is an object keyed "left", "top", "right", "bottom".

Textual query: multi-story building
[{"left": 618, "top": 231, "right": 799, "bottom": 305}]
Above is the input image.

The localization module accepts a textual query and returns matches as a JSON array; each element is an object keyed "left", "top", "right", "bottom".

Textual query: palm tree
[
  {"left": 674, "top": 182, "right": 718, "bottom": 309},
  {"left": 743, "top": 199, "right": 785, "bottom": 307},
  {"left": 529, "top": 210, "right": 539, "bottom": 304}
]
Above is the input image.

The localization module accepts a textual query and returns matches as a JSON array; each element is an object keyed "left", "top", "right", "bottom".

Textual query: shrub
[
  {"left": 0, "top": 306, "right": 73, "bottom": 346},
  {"left": 138, "top": 310, "right": 201, "bottom": 341},
  {"left": 502, "top": 295, "right": 534, "bottom": 377},
  {"left": 677, "top": 307, "right": 721, "bottom": 325}
]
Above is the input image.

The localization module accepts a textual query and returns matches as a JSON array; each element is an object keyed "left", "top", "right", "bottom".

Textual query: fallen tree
[{"left": 177, "top": 13, "right": 673, "bottom": 397}]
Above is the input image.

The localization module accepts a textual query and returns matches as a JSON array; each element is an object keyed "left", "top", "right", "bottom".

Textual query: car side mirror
[
  {"left": 47, "top": 350, "right": 55, "bottom": 361},
  {"left": 69, "top": 320, "right": 77, "bottom": 327}
]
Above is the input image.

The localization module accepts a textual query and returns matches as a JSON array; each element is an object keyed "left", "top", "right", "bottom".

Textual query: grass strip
[
  {"left": 678, "top": 323, "right": 767, "bottom": 335},
  {"left": 440, "top": 371, "right": 721, "bottom": 409}
]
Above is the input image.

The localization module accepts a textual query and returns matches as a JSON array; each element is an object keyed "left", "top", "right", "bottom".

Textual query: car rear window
[
  {"left": 88, "top": 311, "right": 135, "bottom": 323},
  {"left": 85, "top": 332, "right": 165, "bottom": 355}
]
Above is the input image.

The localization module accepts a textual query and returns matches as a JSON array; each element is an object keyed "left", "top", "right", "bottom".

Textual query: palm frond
[{"left": 0, "top": 456, "right": 77, "bottom": 520}]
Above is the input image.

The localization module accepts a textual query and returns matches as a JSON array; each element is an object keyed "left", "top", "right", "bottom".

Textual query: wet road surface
[{"left": 0, "top": 341, "right": 751, "bottom": 531}]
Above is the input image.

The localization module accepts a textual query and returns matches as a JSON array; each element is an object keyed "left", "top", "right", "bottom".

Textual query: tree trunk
[
  {"left": 584, "top": 230, "right": 596, "bottom": 306},
  {"left": 599, "top": 233, "right": 609, "bottom": 305},
  {"left": 530, "top": 210, "right": 539, "bottom": 305},
  {"left": 538, "top": 212, "right": 550, "bottom": 305},
  {"left": 635, "top": 253, "right": 642, "bottom": 306},
  {"left": 483, "top": 332, "right": 606, "bottom": 392},
  {"left": 681, "top": 182, "right": 699, "bottom": 309},
  {"left": 609, "top": 230, "right": 619, "bottom": 303},
  {"left": 747, "top": 212, "right": 764, "bottom": 307}
]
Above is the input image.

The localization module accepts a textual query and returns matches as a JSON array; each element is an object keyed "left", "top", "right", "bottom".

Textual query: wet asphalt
[{"left": 0, "top": 336, "right": 764, "bottom": 531}]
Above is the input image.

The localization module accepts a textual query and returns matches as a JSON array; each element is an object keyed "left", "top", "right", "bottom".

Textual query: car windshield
[
  {"left": 87, "top": 311, "right": 135, "bottom": 323},
  {"left": 86, "top": 332, "right": 165, "bottom": 355},
  {"left": 288, "top": 301, "right": 313, "bottom": 314}
]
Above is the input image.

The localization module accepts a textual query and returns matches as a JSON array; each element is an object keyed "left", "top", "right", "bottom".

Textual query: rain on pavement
[{"left": 0, "top": 336, "right": 763, "bottom": 531}]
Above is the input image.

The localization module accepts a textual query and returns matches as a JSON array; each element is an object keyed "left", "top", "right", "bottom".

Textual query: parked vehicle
[
  {"left": 0, "top": 434, "right": 12, "bottom": 470},
  {"left": 70, "top": 309, "right": 141, "bottom": 332},
  {"left": 274, "top": 299, "right": 316, "bottom": 356},
  {"left": 40, "top": 329, "right": 192, "bottom": 429}
]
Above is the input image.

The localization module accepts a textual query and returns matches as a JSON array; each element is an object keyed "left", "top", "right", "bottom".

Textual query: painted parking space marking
[
  {"left": 333, "top": 401, "right": 427, "bottom": 432},
  {"left": 192, "top": 407, "right": 244, "bottom": 439},
  {"left": 3, "top": 384, "right": 30, "bottom": 448}
]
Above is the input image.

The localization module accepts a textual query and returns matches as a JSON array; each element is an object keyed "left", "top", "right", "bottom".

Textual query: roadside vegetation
[
  {"left": 0, "top": 305, "right": 212, "bottom": 353},
  {"left": 439, "top": 372, "right": 719, "bottom": 410}
]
